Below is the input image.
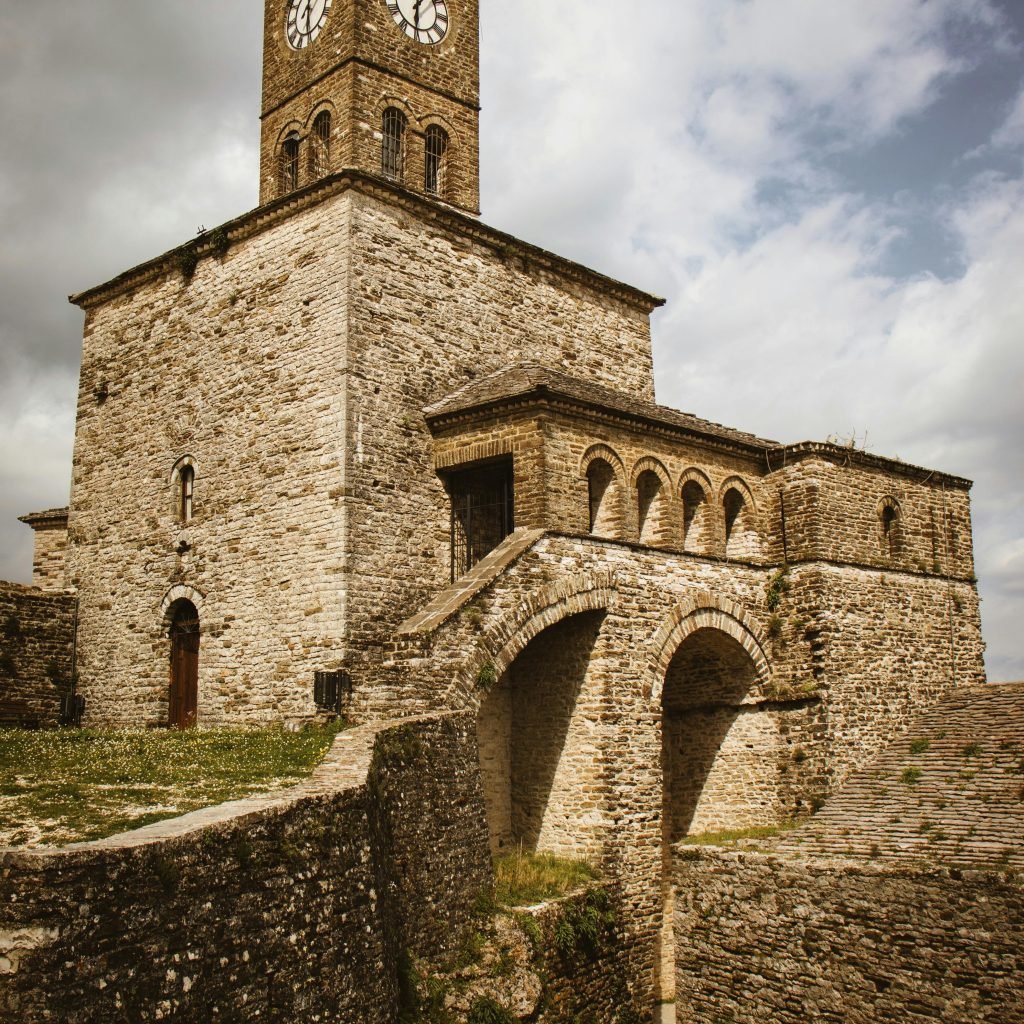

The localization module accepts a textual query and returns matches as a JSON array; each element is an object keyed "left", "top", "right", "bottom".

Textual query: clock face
[
  {"left": 386, "top": 0, "right": 449, "bottom": 45},
  {"left": 286, "top": 0, "right": 332, "bottom": 50}
]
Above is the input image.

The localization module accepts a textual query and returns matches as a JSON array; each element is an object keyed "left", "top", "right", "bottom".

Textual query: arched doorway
[
  {"left": 477, "top": 610, "right": 606, "bottom": 859},
  {"left": 656, "top": 623, "right": 778, "bottom": 1009},
  {"left": 168, "top": 600, "right": 200, "bottom": 729}
]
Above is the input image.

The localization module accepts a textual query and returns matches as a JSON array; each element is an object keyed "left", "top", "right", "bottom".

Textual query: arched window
[
  {"left": 587, "top": 459, "right": 615, "bottom": 536},
  {"left": 310, "top": 110, "right": 331, "bottom": 179},
  {"left": 280, "top": 133, "right": 300, "bottom": 194},
  {"left": 425, "top": 125, "right": 449, "bottom": 196},
  {"left": 636, "top": 470, "right": 664, "bottom": 545},
  {"left": 724, "top": 488, "right": 744, "bottom": 545},
  {"left": 382, "top": 108, "right": 407, "bottom": 181},
  {"left": 178, "top": 465, "right": 195, "bottom": 524},
  {"left": 682, "top": 480, "right": 707, "bottom": 552}
]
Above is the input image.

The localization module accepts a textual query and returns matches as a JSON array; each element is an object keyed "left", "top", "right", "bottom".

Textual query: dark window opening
[
  {"left": 382, "top": 108, "right": 407, "bottom": 181},
  {"left": 178, "top": 465, "right": 194, "bottom": 524},
  {"left": 425, "top": 125, "right": 449, "bottom": 195},
  {"left": 636, "top": 470, "right": 663, "bottom": 545},
  {"left": 447, "top": 460, "right": 514, "bottom": 581},
  {"left": 587, "top": 459, "right": 614, "bottom": 534},
  {"left": 724, "top": 488, "right": 745, "bottom": 543},
  {"left": 881, "top": 502, "right": 900, "bottom": 557},
  {"left": 311, "top": 111, "right": 331, "bottom": 179},
  {"left": 682, "top": 481, "right": 704, "bottom": 532},
  {"left": 280, "top": 134, "right": 300, "bottom": 193}
]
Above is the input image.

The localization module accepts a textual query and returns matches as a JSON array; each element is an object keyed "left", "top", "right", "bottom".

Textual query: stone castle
[{"left": 3, "top": 1, "right": 1006, "bottom": 1020}]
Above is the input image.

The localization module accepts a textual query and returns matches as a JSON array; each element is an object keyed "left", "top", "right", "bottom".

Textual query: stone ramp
[{"left": 774, "top": 682, "right": 1024, "bottom": 868}]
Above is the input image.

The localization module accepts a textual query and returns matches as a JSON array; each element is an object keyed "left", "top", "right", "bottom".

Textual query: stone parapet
[{"left": 0, "top": 713, "right": 491, "bottom": 1023}]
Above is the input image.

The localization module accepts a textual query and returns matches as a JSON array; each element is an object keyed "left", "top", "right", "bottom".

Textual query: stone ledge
[{"left": 396, "top": 528, "right": 546, "bottom": 637}]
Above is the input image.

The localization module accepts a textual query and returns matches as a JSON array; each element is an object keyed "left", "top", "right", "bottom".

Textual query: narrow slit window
[
  {"left": 425, "top": 125, "right": 449, "bottom": 196},
  {"left": 382, "top": 108, "right": 407, "bottom": 182},
  {"left": 179, "top": 465, "right": 195, "bottom": 524}
]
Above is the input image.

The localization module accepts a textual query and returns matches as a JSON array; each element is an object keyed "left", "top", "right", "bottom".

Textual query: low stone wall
[
  {"left": 528, "top": 886, "right": 647, "bottom": 1023},
  {"left": 0, "top": 713, "right": 491, "bottom": 1023},
  {"left": 674, "top": 845, "right": 1024, "bottom": 1024},
  {"left": 0, "top": 582, "right": 76, "bottom": 725}
]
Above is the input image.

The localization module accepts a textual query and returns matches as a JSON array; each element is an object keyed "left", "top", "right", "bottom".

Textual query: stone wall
[
  {"left": 66, "top": 176, "right": 659, "bottom": 728},
  {"left": 0, "top": 713, "right": 491, "bottom": 1024},
  {"left": 338, "top": 186, "right": 658, "bottom": 686},
  {"left": 674, "top": 846, "right": 1024, "bottom": 1024},
  {"left": 17, "top": 509, "right": 70, "bottom": 591},
  {"left": 768, "top": 452, "right": 975, "bottom": 577},
  {"left": 383, "top": 529, "right": 983, "bottom": 1005},
  {"left": 427, "top": 392, "right": 976, "bottom": 578},
  {"left": 0, "top": 582, "right": 76, "bottom": 725}
]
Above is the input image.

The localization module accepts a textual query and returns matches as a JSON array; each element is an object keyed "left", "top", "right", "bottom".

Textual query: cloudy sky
[{"left": 0, "top": 1, "right": 1021, "bottom": 679}]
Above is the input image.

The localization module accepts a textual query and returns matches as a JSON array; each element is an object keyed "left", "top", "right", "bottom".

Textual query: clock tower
[{"left": 259, "top": 0, "right": 480, "bottom": 215}]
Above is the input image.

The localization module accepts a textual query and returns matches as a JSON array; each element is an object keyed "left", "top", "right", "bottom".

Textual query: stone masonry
[
  {"left": 673, "top": 683, "right": 1024, "bottom": 1023},
  {"left": 0, "top": 582, "right": 76, "bottom": 726},
  {"left": 5, "top": 0, "right": 1001, "bottom": 1018}
]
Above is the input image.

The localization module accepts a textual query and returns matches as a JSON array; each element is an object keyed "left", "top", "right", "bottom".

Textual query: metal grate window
[
  {"left": 280, "top": 134, "right": 300, "bottom": 194},
  {"left": 424, "top": 125, "right": 448, "bottom": 196},
  {"left": 314, "top": 670, "right": 351, "bottom": 712},
  {"left": 448, "top": 461, "right": 514, "bottom": 581},
  {"left": 311, "top": 111, "right": 331, "bottom": 179},
  {"left": 382, "top": 108, "right": 407, "bottom": 181}
]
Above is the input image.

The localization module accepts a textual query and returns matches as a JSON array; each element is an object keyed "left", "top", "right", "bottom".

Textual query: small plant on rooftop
[
  {"left": 175, "top": 247, "right": 200, "bottom": 282},
  {"left": 909, "top": 738, "right": 931, "bottom": 755},
  {"left": 900, "top": 767, "right": 923, "bottom": 785},
  {"left": 207, "top": 226, "right": 230, "bottom": 257},
  {"left": 962, "top": 742, "right": 982, "bottom": 758}
]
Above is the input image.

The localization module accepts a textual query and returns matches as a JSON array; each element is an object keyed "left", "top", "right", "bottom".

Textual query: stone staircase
[{"left": 774, "top": 682, "right": 1024, "bottom": 869}]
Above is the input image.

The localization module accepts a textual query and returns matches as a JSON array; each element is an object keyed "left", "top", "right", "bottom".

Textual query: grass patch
[
  {"left": 493, "top": 849, "right": 599, "bottom": 906},
  {"left": 680, "top": 821, "right": 800, "bottom": 846},
  {"left": 900, "top": 767, "right": 923, "bottom": 785},
  {"left": 909, "top": 738, "right": 931, "bottom": 755},
  {"left": 0, "top": 723, "right": 344, "bottom": 848}
]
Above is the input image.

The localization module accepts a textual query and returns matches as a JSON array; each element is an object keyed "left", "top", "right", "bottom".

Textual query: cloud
[{"left": 992, "top": 84, "right": 1024, "bottom": 148}]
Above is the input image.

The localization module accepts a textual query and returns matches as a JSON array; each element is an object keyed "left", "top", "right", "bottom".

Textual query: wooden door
[{"left": 169, "top": 603, "right": 200, "bottom": 729}]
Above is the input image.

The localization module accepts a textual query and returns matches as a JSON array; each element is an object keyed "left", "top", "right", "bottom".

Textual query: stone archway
[
  {"left": 477, "top": 609, "right": 606, "bottom": 859},
  {"left": 649, "top": 594, "right": 773, "bottom": 1012}
]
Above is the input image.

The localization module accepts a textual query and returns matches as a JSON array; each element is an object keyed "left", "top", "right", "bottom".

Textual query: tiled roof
[
  {"left": 773, "top": 683, "right": 1024, "bottom": 868},
  {"left": 424, "top": 362, "right": 778, "bottom": 450}
]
